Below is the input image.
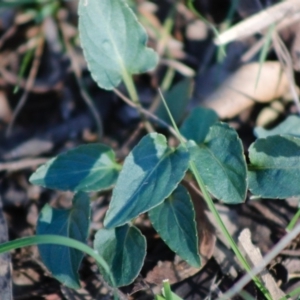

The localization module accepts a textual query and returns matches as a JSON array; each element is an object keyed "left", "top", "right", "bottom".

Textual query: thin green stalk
[
  {"left": 149, "top": 4, "right": 176, "bottom": 113},
  {"left": 0, "top": 235, "right": 115, "bottom": 287},
  {"left": 190, "top": 162, "right": 271, "bottom": 300},
  {"left": 255, "top": 24, "right": 275, "bottom": 89},
  {"left": 14, "top": 48, "right": 35, "bottom": 94},
  {"left": 187, "top": 0, "right": 226, "bottom": 57},
  {"left": 158, "top": 90, "right": 272, "bottom": 300},
  {"left": 280, "top": 285, "right": 300, "bottom": 299},
  {"left": 286, "top": 207, "right": 300, "bottom": 231},
  {"left": 161, "top": 67, "right": 175, "bottom": 92},
  {"left": 162, "top": 279, "right": 173, "bottom": 300},
  {"left": 157, "top": 89, "right": 184, "bottom": 143},
  {"left": 217, "top": 0, "right": 238, "bottom": 62},
  {"left": 121, "top": 69, "right": 154, "bottom": 132},
  {"left": 122, "top": 69, "right": 139, "bottom": 105}
]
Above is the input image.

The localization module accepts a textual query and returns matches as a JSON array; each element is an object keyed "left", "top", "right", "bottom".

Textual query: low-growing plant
[{"left": 2, "top": 0, "right": 300, "bottom": 299}]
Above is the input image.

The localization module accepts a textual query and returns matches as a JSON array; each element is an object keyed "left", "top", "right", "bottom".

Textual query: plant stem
[
  {"left": 0, "top": 235, "right": 115, "bottom": 287},
  {"left": 122, "top": 70, "right": 139, "bottom": 105},
  {"left": 189, "top": 162, "right": 272, "bottom": 300},
  {"left": 158, "top": 89, "right": 272, "bottom": 299},
  {"left": 280, "top": 285, "right": 300, "bottom": 299},
  {"left": 286, "top": 206, "right": 300, "bottom": 231},
  {"left": 186, "top": 0, "right": 226, "bottom": 57},
  {"left": 122, "top": 69, "right": 155, "bottom": 132},
  {"left": 162, "top": 279, "right": 173, "bottom": 300}
]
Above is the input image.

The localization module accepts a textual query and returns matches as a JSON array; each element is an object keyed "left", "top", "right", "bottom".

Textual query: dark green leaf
[
  {"left": 180, "top": 107, "right": 218, "bottom": 144},
  {"left": 248, "top": 135, "right": 300, "bottom": 198},
  {"left": 37, "top": 192, "right": 90, "bottom": 289},
  {"left": 94, "top": 224, "right": 146, "bottom": 287},
  {"left": 149, "top": 185, "right": 200, "bottom": 267},
  {"left": 104, "top": 133, "right": 189, "bottom": 228},
  {"left": 78, "top": 0, "right": 158, "bottom": 90},
  {"left": 156, "top": 79, "right": 193, "bottom": 125},
  {"left": 254, "top": 115, "right": 300, "bottom": 138},
  {"left": 30, "top": 144, "right": 121, "bottom": 192},
  {"left": 188, "top": 122, "right": 247, "bottom": 204}
]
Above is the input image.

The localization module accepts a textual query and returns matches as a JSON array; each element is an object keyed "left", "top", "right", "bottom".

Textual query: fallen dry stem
[
  {"left": 221, "top": 224, "right": 300, "bottom": 299},
  {"left": 272, "top": 31, "right": 300, "bottom": 114},
  {"left": 0, "top": 158, "right": 48, "bottom": 172},
  {"left": 215, "top": 0, "right": 300, "bottom": 45},
  {"left": 113, "top": 88, "right": 179, "bottom": 139}
]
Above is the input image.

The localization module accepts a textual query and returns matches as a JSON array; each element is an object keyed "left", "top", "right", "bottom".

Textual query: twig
[
  {"left": 118, "top": 122, "right": 145, "bottom": 157},
  {"left": 0, "top": 63, "right": 61, "bottom": 93},
  {"left": 58, "top": 14, "right": 103, "bottom": 138},
  {"left": 272, "top": 31, "right": 300, "bottom": 114},
  {"left": 220, "top": 224, "right": 300, "bottom": 300},
  {"left": 281, "top": 249, "right": 300, "bottom": 257},
  {"left": 0, "top": 158, "right": 48, "bottom": 172},
  {"left": 215, "top": 0, "right": 300, "bottom": 45},
  {"left": 6, "top": 30, "right": 44, "bottom": 136},
  {"left": 113, "top": 88, "right": 179, "bottom": 139},
  {"left": 0, "top": 26, "right": 17, "bottom": 50},
  {"left": 160, "top": 58, "right": 195, "bottom": 77}
]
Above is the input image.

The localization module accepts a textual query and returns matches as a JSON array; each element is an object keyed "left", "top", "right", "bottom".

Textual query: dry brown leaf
[
  {"left": 200, "top": 61, "right": 290, "bottom": 119},
  {"left": 255, "top": 100, "right": 285, "bottom": 127},
  {"left": 145, "top": 261, "right": 179, "bottom": 286},
  {"left": 183, "top": 181, "right": 216, "bottom": 265}
]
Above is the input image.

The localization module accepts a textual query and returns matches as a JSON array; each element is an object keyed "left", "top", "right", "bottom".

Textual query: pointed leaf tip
[
  {"left": 30, "top": 144, "right": 120, "bottom": 192},
  {"left": 104, "top": 133, "right": 189, "bottom": 228},
  {"left": 188, "top": 122, "right": 247, "bottom": 204},
  {"left": 180, "top": 107, "right": 218, "bottom": 144},
  {"left": 94, "top": 224, "right": 146, "bottom": 287},
  {"left": 149, "top": 185, "right": 201, "bottom": 267}
]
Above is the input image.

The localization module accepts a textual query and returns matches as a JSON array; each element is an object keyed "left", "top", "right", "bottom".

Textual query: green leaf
[
  {"left": 156, "top": 79, "right": 193, "bottom": 125},
  {"left": 94, "top": 224, "right": 146, "bottom": 287},
  {"left": 149, "top": 185, "right": 200, "bottom": 267},
  {"left": 163, "top": 291, "right": 183, "bottom": 300},
  {"left": 180, "top": 107, "right": 219, "bottom": 144},
  {"left": 30, "top": 144, "right": 121, "bottom": 192},
  {"left": 78, "top": 0, "right": 158, "bottom": 90},
  {"left": 37, "top": 192, "right": 90, "bottom": 289},
  {"left": 248, "top": 135, "right": 300, "bottom": 198},
  {"left": 188, "top": 122, "right": 247, "bottom": 204},
  {"left": 254, "top": 115, "right": 300, "bottom": 138},
  {"left": 104, "top": 133, "right": 189, "bottom": 228},
  {"left": 170, "top": 292, "right": 184, "bottom": 300}
]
